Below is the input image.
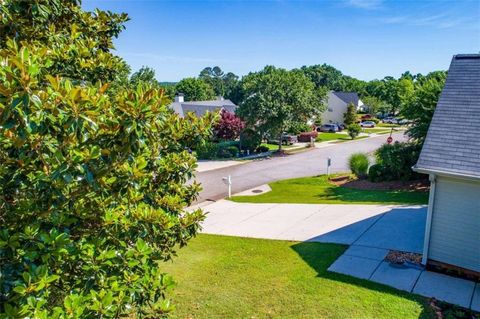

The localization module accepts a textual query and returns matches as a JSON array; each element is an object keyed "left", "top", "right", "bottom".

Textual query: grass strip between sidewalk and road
[
  {"left": 162, "top": 234, "right": 434, "bottom": 319},
  {"left": 230, "top": 175, "right": 429, "bottom": 205}
]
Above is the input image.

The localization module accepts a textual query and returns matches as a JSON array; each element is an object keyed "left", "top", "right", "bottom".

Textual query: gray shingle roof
[
  {"left": 170, "top": 99, "right": 237, "bottom": 117},
  {"left": 415, "top": 54, "right": 480, "bottom": 179},
  {"left": 332, "top": 92, "right": 360, "bottom": 106}
]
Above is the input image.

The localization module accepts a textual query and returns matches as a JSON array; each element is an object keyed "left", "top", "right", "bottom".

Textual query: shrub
[
  {"left": 213, "top": 110, "right": 245, "bottom": 140},
  {"left": 297, "top": 131, "right": 318, "bottom": 142},
  {"left": 196, "top": 142, "right": 219, "bottom": 159},
  {"left": 349, "top": 153, "right": 370, "bottom": 178},
  {"left": 240, "top": 128, "right": 261, "bottom": 152},
  {"left": 256, "top": 145, "right": 270, "bottom": 153},
  {"left": 217, "top": 140, "right": 240, "bottom": 149},
  {"left": 368, "top": 164, "right": 384, "bottom": 182},
  {"left": 347, "top": 124, "right": 362, "bottom": 139},
  {"left": 226, "top": 146, "right": 240, "bottom": 157},
  {"left": 372, "top": 142, "right": 423, "bottom": 181},
  {"left": 344, "top": 103, "right": 357, "bottom": 125}
]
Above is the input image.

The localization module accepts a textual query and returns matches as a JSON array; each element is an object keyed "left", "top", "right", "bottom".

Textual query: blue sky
[{"left": 83, "top": 0, "right": 480, "bottom": 82}]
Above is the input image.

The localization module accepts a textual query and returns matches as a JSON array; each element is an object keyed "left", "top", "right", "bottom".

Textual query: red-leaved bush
[{"left": 214, "top": 109, "right": 246, "bottom": 140}]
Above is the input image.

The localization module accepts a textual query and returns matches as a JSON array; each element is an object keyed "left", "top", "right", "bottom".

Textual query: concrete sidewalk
[{"left": 199, "top": 200, "right": 426, "bottom": 252}]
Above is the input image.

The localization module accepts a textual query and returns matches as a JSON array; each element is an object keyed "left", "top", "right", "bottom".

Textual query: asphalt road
[{"left": 195, "top": 132, "right": 407, "bottom": 203}]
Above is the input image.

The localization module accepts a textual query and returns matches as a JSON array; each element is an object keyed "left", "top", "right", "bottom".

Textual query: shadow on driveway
[{"left": 290, "top": 241, "right": 434, "bottom": 319}]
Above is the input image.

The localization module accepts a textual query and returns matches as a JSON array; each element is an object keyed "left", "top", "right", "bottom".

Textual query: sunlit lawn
[
  {"left": 231, "top": 175, "right": 428, "bottom": 205},
  {"left": 163, "top": 234, "right": 434, "bottom": 318}
]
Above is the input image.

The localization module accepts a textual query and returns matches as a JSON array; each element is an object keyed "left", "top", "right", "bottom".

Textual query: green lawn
[
  {"left": 231, "top": 175, "right": 429, "bottom": 205},
  {"left": 378, "top": 123, "right": 402, "bottom": 128},
  {"left": 362, "top": 128, "right": 391, "bottom": 134},
  {"left": 162, "top": 234, "right": 433, "bottom": 319},
  {"left": 260, "top": 143, "right": 295, "bottom": 151},
  {"left": 316, "top": 132, "right": 350, "bottom": 142}
]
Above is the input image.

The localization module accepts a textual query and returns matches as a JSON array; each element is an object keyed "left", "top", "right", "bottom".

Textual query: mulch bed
[
  {"left": 385, "top": 250, "right": 423, "bottom": 266},
  {"left": 429, "top": 298, "right": 479, "bottom": 319},
  {"left": 329, "top": 175, "right": 430, "bottom": 192}
]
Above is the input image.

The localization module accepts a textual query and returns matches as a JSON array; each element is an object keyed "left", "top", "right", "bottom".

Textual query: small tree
[
  {"left": 347, "top": 124, "right": 362, "bottom": 139},
  {"left": 343, "top": 102, "right": 357, "bottom": 125},
  {"left": 175, "top": 77, "right": 216, "bottom": 101},
  {"left": 213, "top": 109, "right": 245, "bottom": 140}
]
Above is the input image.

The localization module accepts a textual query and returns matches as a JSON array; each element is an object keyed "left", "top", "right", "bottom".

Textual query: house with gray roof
[
  {"left": 170, "top": 94, "right": 238, "bottom": 117},
  {"left": 321, "top": 91, "right": 365, "bottom": 125},
  {"left": 413, "top": 54, "right": 480, "bottom": 277}
]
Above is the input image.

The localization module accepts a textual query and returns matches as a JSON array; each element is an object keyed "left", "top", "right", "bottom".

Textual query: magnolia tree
[
  {"left": 0, "top": 1, "right": 214, "bottom": 318},
  {"left": 213, "top": 109, "right": 245, "bottom": 140}
]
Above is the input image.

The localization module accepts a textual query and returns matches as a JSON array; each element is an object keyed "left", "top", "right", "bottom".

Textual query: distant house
[
  {"left": 321, "top": 91, "right": 365, "bottom": 125},
  {"left": 413, "top": 54, "right": 480, "bottom": 277},
  {"left": 170, "top": 94, "right": 238, "bottom": 117}
]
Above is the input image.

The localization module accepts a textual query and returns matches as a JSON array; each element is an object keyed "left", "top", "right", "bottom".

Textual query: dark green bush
[
  {"left": 368, "top": 164, "right": 384, "bottom": 182},
  {"left": 256, "top": 145, "right": 270, "bottom": 153},
  {"left": 240, "top": 128, "right": 261, "bottom": 152},
  {"left": 195, "top": 142, "right": 219, "bottom": 160},
  {"left": 372, "top": 142, "right": 423, "bottom": 181},
  {"left": 225, "top": 146, "right": 240, "bottom": 157},
  {"left": 348, "top": 152, "right": 370, "bottom": 178}
]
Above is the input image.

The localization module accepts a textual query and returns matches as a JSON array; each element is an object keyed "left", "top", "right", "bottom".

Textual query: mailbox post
[
  {"left": 222, "top": 175, "right": 232, "bottom": 198},
  {"left": 327, "top": 157, "right": 331, "bottom": 177}
]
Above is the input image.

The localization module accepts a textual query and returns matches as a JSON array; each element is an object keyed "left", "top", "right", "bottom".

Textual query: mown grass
[
  {"left": 231, "top": 175, "right": 429, "bottom": 205},
  {"left": 163, "top": 234, "right": 434, "bottom": 319}
]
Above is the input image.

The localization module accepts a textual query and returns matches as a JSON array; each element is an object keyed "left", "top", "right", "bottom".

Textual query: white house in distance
[
  {"left": 413, "top": 54, "right": 480, "bottom": 278},
  {"left": 170, "top": 94, "right": 238, "bottom": 117},
  {"left": 321, "top": 91, "right": 365, "bottom": 125}
]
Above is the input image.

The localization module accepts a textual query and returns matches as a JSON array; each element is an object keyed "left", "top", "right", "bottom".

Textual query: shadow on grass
[
  {"left": 321, "top": 186, "right": 429, "bottom": 205},
  {"left": 290, "top": 242, "right": 434, "bottom": 319}
]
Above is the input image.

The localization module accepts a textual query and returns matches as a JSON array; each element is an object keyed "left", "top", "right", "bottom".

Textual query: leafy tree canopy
[
  {"left": 343, "top": 103, "right": 357, "bottom": 126},
  {"left": 199, "top": 66, "right": 239, "bottom": 98},
  {"left": 130, "top": 66, "right": 159, "bottom": 87},
  {"left": 175, "top": 77, "right": 216, "bottom": 101},
  {"left": 237, "top": 66, "right": 325, "bottom": 150}
]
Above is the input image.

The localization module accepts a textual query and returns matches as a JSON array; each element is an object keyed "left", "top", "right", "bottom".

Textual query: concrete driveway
[{"left": 198, "top": 200, "right": 427, "bottom": 253}]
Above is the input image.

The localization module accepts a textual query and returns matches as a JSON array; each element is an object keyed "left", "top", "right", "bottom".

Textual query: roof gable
[
  {"left": 332, "top": 92, "right": 360, "bottom": 105},
  {"left": 415, "top": 54, "right": 480, "bottom": 178}
]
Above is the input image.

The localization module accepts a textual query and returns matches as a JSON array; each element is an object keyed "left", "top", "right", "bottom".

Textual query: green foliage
[
  {"left": 199, "top": 66, "right": 239, "bottom": 98},
  {"left": 240, "top": 128, "right": 261, "bottom": 152},
  {"left": 343, "top": 103, "right": 357, "bottom": 125},
  {"left": 368, "top": 164, "right": 384, "bottom": 182},
  {"left": 349, "top": 153, "right": 370, "bottom": 178},
  {"left": 195, "top": 141, "right": 219, "bottom": 160},
  {"left": 361, "top": 96, "right": 390, "bottom": 115},
  {"left": 287, "top": 122, "right": 312, "bottom": 135},
  {"left": 0, "top": 0, "right": 129, "bottom": 84},
  {"left": 256, "top": 145, "right": 270, "bottom": 153},
  {"left": 175, "top": 77, "right": 216, "bottom": 101},
  {"left": 237, "top": 66, "right": 325, "bottom": 150},
  {"left": 0, "top": 3, "right": 215, "bottom": 317},
  {"left": 371, "top": 142, "right": 424, "bottom": 181},
  {"left": 130, "top": 66, "right": 159, "bottom": 87},
  {"left": 401, "top": 74, "right": 446, "bottom": 143},
  {"left": 347, "top": 124, "right": 361, "bottom": 139}
]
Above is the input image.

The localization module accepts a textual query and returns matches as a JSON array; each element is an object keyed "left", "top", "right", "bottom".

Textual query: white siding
[
  {"left": 428, "top": 176, "right": 480, "bottom": 272},
  {"left": 321, "top": 92, "right": 348, "bottom": 125}
]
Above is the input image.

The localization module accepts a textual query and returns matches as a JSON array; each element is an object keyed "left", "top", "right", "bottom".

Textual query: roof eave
[{"left": 412, "top": 165, "right": 480, "bottom": 182}]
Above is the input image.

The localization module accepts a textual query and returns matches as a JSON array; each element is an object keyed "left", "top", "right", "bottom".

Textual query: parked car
[
  {"left": 317, "top": 124, "right": 339, "bottom": 133},
  {"left": 268, "top": 133, "right": 298, "bottom": 145},
  {"left": 397, "top": 118, "right": 410, "bottom": 125},
  {"left": 382, "top": 117, "right": 398, "bottom": 124},
  {"left": 360, "top": 121, "right": 375, "bottom": 128}
]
